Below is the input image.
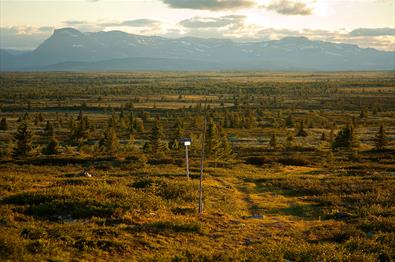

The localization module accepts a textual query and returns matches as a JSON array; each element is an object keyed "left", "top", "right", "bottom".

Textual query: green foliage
[
  {"left": 373, "top": 124, "right": 387, "bottom": 150},
  {"left": 169, "top": 120, "right": 184, "bottom": 150},
  {"left": 332, "top": 125, "right": 359, "bottom": 150},
  {"left": 205, "top": 118, "right": 221, "bottom": 160},
  {"left": 285, "top": 114, "right": 294, "bottom": 127},
  {"left": 149, "top": 117, "right": 167, "bottom": 155},
  {"left": 296, "top": 121, "right": 308, "bottom": 137},
  {"left": 13, "top": 121, "right": 33, "bottom": 158},
  {"left": 42, "top": 137, "right": 60, "bottom": 155},
  {"left": 44, "top": 121, "right": 54, "bottom": 137},
  {"left": 99, "top": 125, "right": 119, "bottom": 155},
  {"left": 0, "top": 117, "right": 7, "bottom": 131},
  {"left": 269, "top": 133, "right": 277, "bottom": 149}
]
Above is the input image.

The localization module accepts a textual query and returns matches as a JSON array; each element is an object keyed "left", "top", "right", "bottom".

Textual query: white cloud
[
  {"left": 161, "top": 0, "right": 257, "bottom": 10},
  {"left": 263, "top": 0, "right": 314, "bottom": 15}
]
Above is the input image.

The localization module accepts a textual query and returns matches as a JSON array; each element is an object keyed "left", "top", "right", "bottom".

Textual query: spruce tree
[
  {"left": 269, "top": 134, "right": 277, "bottom": 150},
  {"left": 99, "top": 125, "right": 119, "bottom": 155},
  {"left": 42, "top": 136, "right": 60, "bottom": 155},
  {"left": 205, "top": 118, "right": 221, "bottom": 158},
  {"left": 285, "top": 133, "right": 294, "bottom": 149},
  {"left": 374, "top": 124, "right": 387, "bottom": 150},
  {"left": 285, "top": 114, "right": 294, "bottom": 128},
  {"left": 169, "top": 121, "right": 184, "bottom": 150},
  {"left": 332, "top": 125, "right": 358, "bottom": 150},
  {"left": 13, "top": 122, "right": 33, "bottom": 158},
  {"left": 0, "top": 117, "right": 7, "bottom": 131},
  {"left": 44, "top": 121, "right": 54, "bottom": 137},
  {"left": 296, "top": 121, "right": 308, "bottom": 137},
  {"left": 321, "top": 131, "right": 326, "bottom": 141},
  {"left": 219, "top": 135, "right": 234, "bottom": 162},
  {"left": 149, "top": 117, "right": 166, "bottom": 154}
]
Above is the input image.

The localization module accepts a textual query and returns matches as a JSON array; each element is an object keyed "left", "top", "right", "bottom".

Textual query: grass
[
  {"left": 0, "top": 162, "right": 393, "bottom": 261},
  {"left": 0, "top": 71, "right": 394, "bottom": 261}
]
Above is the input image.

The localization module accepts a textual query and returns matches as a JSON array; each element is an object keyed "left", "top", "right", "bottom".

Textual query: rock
[{"left": 80, "top": 171, "right": 92, "bottom": 177}]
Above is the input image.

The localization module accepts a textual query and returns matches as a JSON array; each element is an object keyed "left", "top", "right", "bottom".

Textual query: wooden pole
[
  {"left": 199, "top": 115, "right": 206, "bottom": 215},
  {"left": 185, "top": 145, "right": 189, "bottom": 179}
]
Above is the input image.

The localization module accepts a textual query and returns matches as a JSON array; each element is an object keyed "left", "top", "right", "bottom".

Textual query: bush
[
  {"left": 245, "top": 156, "right": 274, "bottom": 166},
  {"left": 278, "top": 155, "right": 311, "bottom": 166}
]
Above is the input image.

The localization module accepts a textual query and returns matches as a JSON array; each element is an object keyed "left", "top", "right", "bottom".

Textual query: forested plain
[{"left": 0, "top": 71, "right": 394, "bottom": 261}]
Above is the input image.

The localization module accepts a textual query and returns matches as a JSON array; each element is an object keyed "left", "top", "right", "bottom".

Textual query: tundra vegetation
[{"left": 0, "top": 72, "right": 394, "bottom": 261}]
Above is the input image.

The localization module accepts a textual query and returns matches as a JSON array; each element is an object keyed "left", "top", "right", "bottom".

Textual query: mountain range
[{"left": 1, "top": 27, "right": 394, "bottom": 71}]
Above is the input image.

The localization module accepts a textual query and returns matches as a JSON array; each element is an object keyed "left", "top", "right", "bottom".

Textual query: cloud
[
  {"left": 264, "top": 0, "right": 313, "bottom": 15},
  {"left": 102, "top": 19, "right": 161, "bottom": 28},
  {"left": 349, "top": 28, "right": 395, "bottom": 36},
  {"left": 161, "top": 0, "right": 256, "bottom": 10},
  {"left": 179, "top": 15, "right": 245, "bottom": 28},
  {"left": 63, "top": 20, "right": 87, "bottom": 26},
  {"left": 38, "top": 26, "right": 54, "bottom": 33},
  {"left": 0, "top": 26, "right": 53, "bottom": 50}
]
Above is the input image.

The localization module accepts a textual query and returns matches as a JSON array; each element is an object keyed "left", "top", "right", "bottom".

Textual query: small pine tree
[
  {"left": 219, "top": 135, "right": 234, "bottom": 162},
  {"left": 285, "top": 133, "right": 294, "bottom": 149},
  {"left": 0, "top": 117, "right": 7, "bottom": 131},
  {"left": 296, "top": 121, "right": 308, "bottom": 137},
  {"left": 169, "top": 121, "right": 184, "bottom": 150},
  {"left": 149, "top": 117, "right": 166, "bottom": 155},
  {"left": 321, "top": 132, "right": 326, "bottom": 141},
  {"left": 44, "top": 121, "right": 54, "bottom": 137},
  {"left": 269, "top": 134, "right": 277, "bottom": 150},
  {"left": 38, "top": 113, "right": 44, "bottom": 122},
  {"left": 13, "top": 122, "right": 33, "bottom": 158},
  {"left": 373, "top": 124, "right": 387, "bottom": 150},
  {"left": 332, "top": 125, "right": 358, "bottom": 150},
  {"left": 42, "top": 136, "right": 60, "bottom": 155},
  {"left": 205, "top": 118, "right": 221, "bottom": 158},
  {"left": 285, "top": 114, "right": 294, "bottom": 128},
  {"left": 328, "top": 128, "right": 334, "bottom": 143},
  {"left": 99, "top": 125, "right": 119, "bottom": 155}
]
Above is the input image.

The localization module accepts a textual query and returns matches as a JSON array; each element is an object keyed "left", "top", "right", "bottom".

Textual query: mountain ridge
[{"left": 1, "top": 27, "right": 394, "bottom": 71}]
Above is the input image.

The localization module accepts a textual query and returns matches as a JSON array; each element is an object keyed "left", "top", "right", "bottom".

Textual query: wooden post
[
  {"left": 185, "top": 144, "right": 189, "bottom": 179},
  {"left": 199, "top": 115, "right": 206, "bottom": 215}
]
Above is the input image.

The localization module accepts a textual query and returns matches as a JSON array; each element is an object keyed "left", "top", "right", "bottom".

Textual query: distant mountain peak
[
  {"left": 53, "top": 28, "right": 84, "bottom": 37},
  {"left": 1, "top": 27, "right": 394, "bottom": 71},
  {"left": 279, "top": 36, "right": 310, "bottom": 43}
]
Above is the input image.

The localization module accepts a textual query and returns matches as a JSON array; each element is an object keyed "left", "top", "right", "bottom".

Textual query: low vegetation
[{"left": 0, "top": 71, "right": 394, "bottom": 261}]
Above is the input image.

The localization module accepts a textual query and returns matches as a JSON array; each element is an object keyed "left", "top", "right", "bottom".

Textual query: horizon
[{"left": 1, "top": 0, "right": 394, "bottom": 51}]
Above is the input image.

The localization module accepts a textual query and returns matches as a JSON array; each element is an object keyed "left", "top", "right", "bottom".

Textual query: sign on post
[{"left": 179, "top": 138, "right": 192, "bottom": 179}]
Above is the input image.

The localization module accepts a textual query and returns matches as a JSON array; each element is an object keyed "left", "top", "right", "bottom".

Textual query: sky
[{"left": 0, "top": 0, "right": 394, "bottom": 51}]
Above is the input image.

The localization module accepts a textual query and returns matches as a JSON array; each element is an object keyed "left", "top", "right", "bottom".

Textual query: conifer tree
[
  {"left": 38, "top": 113, "right": 44, "bottom": 122},
  {"left": 13, "top": 122, "right": 33, "bottom": 158},
  {"left": 332, "top": 125, "right": 358, "bottom": 150},
  {"left": 296, "top": 121, "right": 308, "bottom": 137},
  {"left": 285, "top": 114, "right": 294, "bottom": 127},
  {"left": 99, "top": 125, "right": 119, "bottom": 155},
  {"left": 285, "top": 133, "right": 294, "bottom": 149},
  {"left": 205, "top": 118, "right": 221, "bottom": 158},
  {"left": 0, "top": 117, "right": 7, "bottom": 131},
  {"left": 135, "top": 119, "right": 144, "bottom": 132},
  {"left": 169, "top": 121, "right": 184, "bottom": 150},
  {"left": 42, "top": 136, "right": 60, "bottom": 155},
  {"left": 44, "top": 121, "right": 54, "bottom": 137},
  {"left": 149, "top": 117, "right": 166, "bottom": 154},
  {"left": 321, "top": 131, "right": 326, "bottom": 141},
  {"left": 219, "top": 135, "right": 234, "bottom": 162},
  {"left": 374, "top": 124, "right": 387, "bottom": 150},
  {"left": 269, "top": 133, "right": 277, "bottom": 150}
]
